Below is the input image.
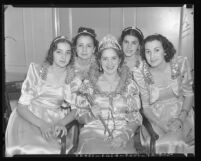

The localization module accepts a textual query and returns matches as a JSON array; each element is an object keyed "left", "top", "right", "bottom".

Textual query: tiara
[
  {"left": 76, "top": 29, "right": 96, "bottom": 38},
  {"left": 123, "top": 26, "right": 144, "bottom": 39},
  {"left": 98, "top": 34, "right": 121, "bottom": 51},
  {"left": 53, "top": 36, "right": 69, "bottom": 43}
]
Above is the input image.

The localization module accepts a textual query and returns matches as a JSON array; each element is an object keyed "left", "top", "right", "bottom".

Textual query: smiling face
[
  {"left": 100, "top": 48, "right": 120, "bottom": 75},
  {"left": 122, "top": 35, "right": 140, "bottom": 57},
  {"left": 53, "top": 42, "right": 72, "bottom": 68},
  {"left": 145, "top": 40, "right": 166, "bottom": 68},
  {"left": 76, "top": 35, "right": 95, "bottom": 60}
]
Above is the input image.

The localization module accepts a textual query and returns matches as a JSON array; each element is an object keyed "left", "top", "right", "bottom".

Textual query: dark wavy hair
[
  {"left": 119, "top": 27, "right": 144, "bottom": 47},
  {"left": 45, "top": 36, "right": 73, "bottom": 65},
  {"left": 72, "top": 27, "right": 99, "bottom": 57},
  {"left": 141, "top": 34, "right": 176, "bottom": 63},
  {"left": 96, "top": 48, "right": 125, "bottom": 73}
]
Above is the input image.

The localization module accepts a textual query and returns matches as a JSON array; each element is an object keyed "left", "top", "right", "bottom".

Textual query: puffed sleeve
[
  {"left": 178, "top": 56, "right": 194, "bottom": 97},
  {"left": 18, "top": 63, "right": 41, "bottom": 106},
  {"left": 132, "top": 67, "right": 150, "bottom": 108}
]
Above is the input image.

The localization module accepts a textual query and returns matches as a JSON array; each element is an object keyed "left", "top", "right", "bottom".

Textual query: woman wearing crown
[{"left": 64, "top": 35, "right": 142, "bottom": 154}]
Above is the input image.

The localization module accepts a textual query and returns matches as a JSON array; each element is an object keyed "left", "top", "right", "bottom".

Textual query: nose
[
  {"left": 150, "top": 52, "right": 156, "bottom": 61},
  {"left": 128, "top": 43, "right": 132, "bottom": 49},
  {"left": 61, "top": 53, "right": 66, "bottom": 59},
  {"left": 83, "top": 46, "right": 87, "bottom": 52}
]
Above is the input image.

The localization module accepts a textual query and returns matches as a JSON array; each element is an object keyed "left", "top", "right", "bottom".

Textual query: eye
[
  {"left": 66, "top": 51, "right": 71, "bottom": 55},
  {"left": 145, "top": 50, "right": 150, "bottom": 54},
  {"left": 112, "top": 57, "right": 118, "bottom": 60},
  {"left": 87, "top": 45, "right": 92, "bottom": 48},
  {"left": 102, "top": 57, "right": 107, "bottom": 61},
  {"left": 132, "top": 41, "right": 138, "bottom": 45},
  {"left": 123, "top": 40, "right": 128, "bottom": 44},
  {"left": 77, "top": 44, "right": 83, "bottom": 47},
  {"left": 56, "top": 50, "right": 62, "bottom": 54},
  {"left": 155, "top": 48, "right": 160, "bottom": 52}
]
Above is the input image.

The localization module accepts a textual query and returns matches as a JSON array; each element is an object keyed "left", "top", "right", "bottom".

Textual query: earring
[{"left": 99, "top": 65, "right": 103, "bottom": 72}]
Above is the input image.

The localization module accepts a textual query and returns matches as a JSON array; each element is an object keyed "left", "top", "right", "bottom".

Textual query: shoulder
[
  {"left": 172, "top": 55, "right": 189, "bottom": 67},
  {"left": 27, "top": 62, "right": 42, "bottom": 74}
]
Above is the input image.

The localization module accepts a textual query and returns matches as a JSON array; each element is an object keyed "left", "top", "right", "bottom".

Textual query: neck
[
  {"left": 102, "top": 72, "right": 119, "bottom": 83},
  {"left": 76, "top": 56, "right": 92, "bottom": 66},
  {"left": 151, "top": 61, "right": 169, "bottom": 72},
  {"left": 51, "top": 64, "right": 67, "bottom": 73}
]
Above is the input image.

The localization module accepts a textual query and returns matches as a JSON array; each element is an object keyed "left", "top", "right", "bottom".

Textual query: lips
[{"left": 106, "top": 66, "right": 115, "bottom": 70}]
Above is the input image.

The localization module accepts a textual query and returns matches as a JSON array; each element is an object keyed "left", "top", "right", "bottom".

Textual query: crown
[
  {"left": 53, "top": 36, "right": 69, "bottom": 43},
  {"left": 76, "top": 27, "right": 96, "bottom": 38},
  {"left": 123, "top": 26, "right": 144, "bottom": 39},
  {"left": 98, "top": 34, "right": 121, "bottom": 51}
]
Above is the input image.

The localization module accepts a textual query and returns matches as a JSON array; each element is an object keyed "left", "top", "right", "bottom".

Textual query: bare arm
[{"left": 17, "top": 103, "right": 47, "bottom": 128}]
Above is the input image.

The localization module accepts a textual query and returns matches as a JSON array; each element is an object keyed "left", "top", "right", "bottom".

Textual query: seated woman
[
  {"left": 64, "top": 35, "right": 142, "bottom": 154},
  {"left": 5, "top": 36, "right": 77, "bottom": 156},
  {"left": 133, "top": 34, "right": 194, "bottom": 155}
]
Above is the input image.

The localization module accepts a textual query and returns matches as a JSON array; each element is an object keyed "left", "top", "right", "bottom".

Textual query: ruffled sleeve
[
  {"left": 178, "top": 56, "right": 194, "bottom": 97},
  {"left": 18, "top": 63, "right": 41, "bottom": 105},
  {"left": 132, "top": 67, "right": 150, "bottom": 108}
]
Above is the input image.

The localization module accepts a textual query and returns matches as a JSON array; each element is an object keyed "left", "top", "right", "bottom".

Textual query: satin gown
[
  {"left": 5, "top": 63, "right": 71, "bottom": 156},
  {"left": 133, "top": 56, "right": 194, "bottom": 155},
  {"left": 64, "top": 67, "right": 142, "bottom": 154}
]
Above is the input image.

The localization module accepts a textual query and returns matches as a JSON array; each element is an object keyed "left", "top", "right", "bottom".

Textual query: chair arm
[
  {"left": 141, "top": 112, "right": 159, "bottom": 155},
  {"left": 58, "top": 120, "right": 80, "bottom": 154}
]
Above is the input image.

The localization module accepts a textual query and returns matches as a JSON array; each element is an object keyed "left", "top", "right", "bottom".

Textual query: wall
[
  {"left": 58, "top": 7, "right": 181, "bottom": 53},
  {"left": 5, "top": 6, "right": 54, "bottom": 81},
  {"left": 57, "top": 7, "right": 194, "bottom": 72}
]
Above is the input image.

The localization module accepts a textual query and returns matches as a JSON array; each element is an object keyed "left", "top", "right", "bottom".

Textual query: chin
[{"left": 125, "top": 53, "right": 134, "bottom": 57}]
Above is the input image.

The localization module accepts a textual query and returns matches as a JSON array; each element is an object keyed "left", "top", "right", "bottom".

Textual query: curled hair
[
  {"left": 96, "top": 48, "right": 125, "bottom": 73},
  {"left": 119, "top": 27, "right": 144, "bottom": 47},
  {"left": 45, "top": 36, "right": 74, "bottom": 65},
  {"left": 141, "top": 34, "right": 176, "bottom": 63},
  {"left": 72, "top": 27, "right": 99, "bottom": 57}
]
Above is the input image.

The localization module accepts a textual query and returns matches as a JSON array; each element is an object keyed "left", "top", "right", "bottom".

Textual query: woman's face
[
  {"left": 122, "top": 35, "right": 140, "bottom": 57},
  {"left": 100, "top": 48, "right": 120, "bottom": 75},
  {"left": 76, "top": 35, "right": 95, "bottom": 60},
  {"left": 145, "top": 40, "right": 166, "bottom": 68},
  {"left": 53, "top": 42, "right": 72, "bottom": 68}
]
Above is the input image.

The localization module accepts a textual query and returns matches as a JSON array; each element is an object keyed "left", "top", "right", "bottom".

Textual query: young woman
[
  {"left": 119, "top": 26, "right": 144, "bottom": 70},
  {"left": 71, "top": 27, "right": 99, "bottom": 80},
  {"left": 133, "top": 34, "right": 194, "bottom": 155},
  {"left": 64, "top": 35, "right": 142, "bottom": 154},
  {"left": 5, "top": 36, "right": 77, "bottom": 156}
]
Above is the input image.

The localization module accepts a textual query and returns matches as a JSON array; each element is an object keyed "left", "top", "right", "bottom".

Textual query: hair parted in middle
[
  {"left": 72, "top": 27, "right": 99, "bottom": 57},
  {"left": 96, "top": 34, "right": 125, "bottom": 72},
  {"left": 45, "top": 35, "right": 73, "bottom": 65},
  {"left": 119, "top": 26, "right": 144, "bottom": 47},
  {"left": 141, "top": 34, "right": 176, "bottom": 63}
]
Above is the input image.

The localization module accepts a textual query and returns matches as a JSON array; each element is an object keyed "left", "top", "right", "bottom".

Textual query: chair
[
  {"left": 59, "top": 95, "right": 159, "bottom": 155},
  {"left": 4, "top": 81, "right": 79, "bottom": 155}
]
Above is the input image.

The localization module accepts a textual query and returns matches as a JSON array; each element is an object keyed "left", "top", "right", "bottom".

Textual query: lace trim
[
  {"left": 88, "top": 65, "right": 133, "bottom": 97},
  {"left": 142, "top": 57, "right": 180, "bottom": 85},
  {"left": 39, "top": 63, "right": 49, "bottom": 80}
]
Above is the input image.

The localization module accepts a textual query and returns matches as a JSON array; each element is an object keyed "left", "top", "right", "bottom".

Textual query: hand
[
  {"left": 53, "top": 122, "right": 67, "bottom": 138},
  {"left": 167, "top": 118, "right": 183, "bottom": 132},
  {"left": 110, "top": 133, "right": 127, "bottom": 148},
  {"left": 39, "top": 121, "right": 54, "bottom": 141}
]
